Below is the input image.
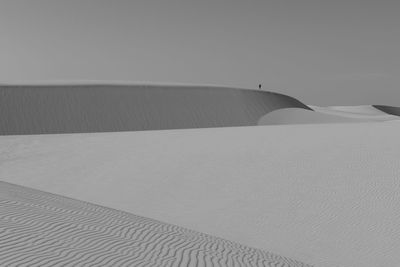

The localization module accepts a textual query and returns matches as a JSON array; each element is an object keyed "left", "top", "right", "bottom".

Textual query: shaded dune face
[
  {"left": 0, "top": 182, "right": 310, "bottom": 267},
  {"left": 0, "top": 85, "right": 310, "bottom": 135},
  {"left": 373, "top": 105, "right": 400, "bottom": 116}
]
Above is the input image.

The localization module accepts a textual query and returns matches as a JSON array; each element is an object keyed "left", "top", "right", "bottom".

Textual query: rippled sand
[{"left": 0, "top": 181, "right": 309, "bottom": 267}]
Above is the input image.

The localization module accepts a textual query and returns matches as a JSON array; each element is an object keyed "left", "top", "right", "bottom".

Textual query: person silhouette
[{"left": 259, "top": 84, "right": 262, "bottom": 90}]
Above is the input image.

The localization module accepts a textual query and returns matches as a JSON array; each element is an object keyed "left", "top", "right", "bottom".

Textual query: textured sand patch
[{"left": 0, "top": 181, "right": 308, "bottom": 267}]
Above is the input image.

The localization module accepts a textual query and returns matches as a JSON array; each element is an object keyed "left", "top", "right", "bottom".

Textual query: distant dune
[
  {"left": 310, "top": 105, "right": 400, "bottom": 119},
  {"left": 0, "top": 181, "right": 309, "bottom": 267},
  {"left": 0, "top": 85, "right": 310, "bottom": 135},
  {"left": 259, "top": 105, "right": 400, "bottom": 125},
  {"left": 373, "top": 105, "right": 400, "bottom": 116},
  {"left": 258, "top": 108, "right": 363, "bottom": 125}
]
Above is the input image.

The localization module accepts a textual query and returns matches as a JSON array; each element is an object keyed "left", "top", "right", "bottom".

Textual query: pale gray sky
[{"left": 0, "top": 0, "right": 399, "bottom": 105}]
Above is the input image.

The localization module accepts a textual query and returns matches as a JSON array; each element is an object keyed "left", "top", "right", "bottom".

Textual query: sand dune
[
  {"left": 309, "top": 105, "right": 400, "bottom": 121},
  {"left": 0, "top": 181, "right": 309, "bottom": 267},
  {"left": 0, "top": 85, "right": 310, "bottom": 135},
  {"left": 373, "top": 105, "right": 400, "bottom": 116},
  {"left": 258, "top": 105, "right": 400, "bottom": 125},
  {"left": 2, "top": 122, "right": 400, "bottom": 267},
  {"left": 318, "top": 105, "right": 388, "bottom": 114},
  {"left": 258, "top": 108, "right": 364, "bottom": 125}
]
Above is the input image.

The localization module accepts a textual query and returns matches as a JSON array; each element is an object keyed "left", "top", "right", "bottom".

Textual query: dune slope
[
  {"left": 258, "top": 106, "right": 400, "bottom": 125},
  {"left": 0, "top": 85, "right": 310, "bottom": 135},
  {"left": 309, "top": 105, "right": 400, "bottom": 121},
  {"left": 373, "top": 105, "right": 400, "bottom": 116},
  {"left": 258, "top": 108, "right": 364, "bottom": 125},
  {"left": 0, "top": 181, "right": 309, "bottom": 267}
]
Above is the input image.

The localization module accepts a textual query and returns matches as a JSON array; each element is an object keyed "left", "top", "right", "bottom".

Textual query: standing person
[{"left": 259, "top": 84, "right": 262, "bottom": 90}]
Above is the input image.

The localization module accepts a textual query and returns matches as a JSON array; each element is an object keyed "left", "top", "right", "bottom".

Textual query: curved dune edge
[
  {"left": 310, "top": 105, "right": 399, "bottom": 118},
  {"left": 258, "top": 108, "right": 366, "bottom": 125},
  {"left": 373, "top": 105, "right": 400, "bottom": 116},
  {"left": 259, "top": 105, "right": 400, "bottom": 125},
  {"left": 0, "top": 181, "right": 310, "bottom": 267},
  {"left": 0, "top": 84, "right": 310, "bottom": 135}
]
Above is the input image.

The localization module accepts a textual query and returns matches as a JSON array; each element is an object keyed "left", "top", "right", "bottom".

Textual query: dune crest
[{"left": 373, "top": 105, "right": 400, "bottom": 116}]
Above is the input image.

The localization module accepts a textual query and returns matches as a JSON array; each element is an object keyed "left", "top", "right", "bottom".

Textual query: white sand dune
[
  {"left": 1, "top": 122, "right": 400, "bottom": 267},
  {"left": 373, "top": 105, "right": 400, "bottom": 116},
  {"left": 0, "top": 181, "right": 308, "bottom": 267},
  {"left": 258, "top": 108, "right": 364, "bottom": 125},
  {"left": 309, "top": 105, "right": 400, "bottom": 121},
  {"left": 315, "top": 105, "right": 386, "bottom": 114},
  {"left": 0, "top": 85, "right": 310, "bottom": 135},
  {"left": 258, "top": 106, "right": 400, "bottom": 125}
]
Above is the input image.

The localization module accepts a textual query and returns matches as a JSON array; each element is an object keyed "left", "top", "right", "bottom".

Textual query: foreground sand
[
  {"left": 0, "top": 182, "right": 307, "bottom": 267},
  {"left": 1, "top": 122, "right": 400, "bottom": 266}
]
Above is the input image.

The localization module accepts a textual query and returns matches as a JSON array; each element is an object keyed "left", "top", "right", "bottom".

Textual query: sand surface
[
  {"left": 1, "top": 122, "right": 400, "bottom": 266},
  {"left": 0, "top": 181, "right": 308, "bottom": 267}
]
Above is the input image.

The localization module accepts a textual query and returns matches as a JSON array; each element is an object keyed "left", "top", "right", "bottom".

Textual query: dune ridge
[
  {"left": 373, "top": 105, "right": 400, "bottom": 116},
  {"left": 258, "top": 105, "right": 400, "bottom": 125},
  {"left": 258, "top": 108, "right": 364, "bottom": 125},
  {"left": 0, "top": 84, "right": 310, "bottom": 135},
  {"left": 0, "top": 181, "right": 310, "bottom": 267}
]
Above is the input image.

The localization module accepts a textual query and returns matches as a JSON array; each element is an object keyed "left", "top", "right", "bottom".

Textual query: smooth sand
[
  {"left": 258, "top": 108, "right": 364, "bottom": 125},
  {"left": 258, "top": 106, "right": 400, "bottom": 125},
  {"left": 1, "top": 122, "right": 400, "bottom": 267},
  {"left": 309, "top": 105, "right": 400, "bottom": 121}
]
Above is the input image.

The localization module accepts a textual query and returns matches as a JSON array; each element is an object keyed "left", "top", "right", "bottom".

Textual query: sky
[{"left": 0, "top": 0, "right": 399, "bottom": 106}]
